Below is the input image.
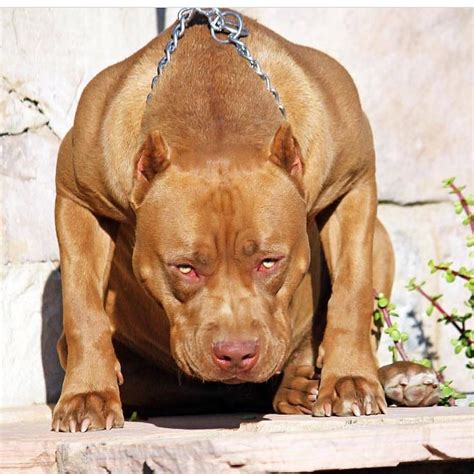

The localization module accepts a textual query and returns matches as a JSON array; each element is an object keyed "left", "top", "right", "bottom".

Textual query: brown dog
[{"left": 52, "top": 11, "right": 439, "bottom": 432}]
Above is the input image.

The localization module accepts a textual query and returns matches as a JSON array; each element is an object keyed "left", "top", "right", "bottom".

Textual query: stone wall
[
  {"left": 0, "top": 8, "right": 472, "bottom": 408},
  {"left": 0, "top": 8, "right": 158, "bottom": 407}
]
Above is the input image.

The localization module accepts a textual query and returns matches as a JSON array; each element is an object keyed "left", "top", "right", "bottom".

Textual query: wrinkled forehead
[{"left": 143, "top": 164, "right": 306, "bottom": 250}]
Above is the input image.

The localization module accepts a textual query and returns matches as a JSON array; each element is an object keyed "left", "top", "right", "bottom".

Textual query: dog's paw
[
  {"left": 273, "top": 365, "right": 320, "bottom": 414},
  {"left": 52, "top": 389, "right": 124, "bottom": 432},
  {"left": 378, "top": 361, "right": 440, "bottom": 407},
  {"left": 312, "top": 374, "right": 387, "bottom": 417}
]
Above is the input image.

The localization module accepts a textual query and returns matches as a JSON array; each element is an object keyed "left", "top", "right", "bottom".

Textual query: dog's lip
[
  {"left": 222, "top": 377, "right": 244, "bottom": 384},
  {"left": 220, "top": 373, "right": 268, "bottom": 384}
]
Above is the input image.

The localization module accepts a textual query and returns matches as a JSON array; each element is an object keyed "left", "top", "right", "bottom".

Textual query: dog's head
[{"left": 131, "top": 124, "right": 310, "bottom": 383}]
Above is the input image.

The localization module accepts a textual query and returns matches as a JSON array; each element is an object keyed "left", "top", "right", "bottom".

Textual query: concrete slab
[{"left": 0, "top": 406, "right": 472, "bottom": 472}]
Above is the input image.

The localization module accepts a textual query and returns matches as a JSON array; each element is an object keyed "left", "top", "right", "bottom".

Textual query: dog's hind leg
[{"left": 373, "top": 219, "right": 440, "bottom": 407}]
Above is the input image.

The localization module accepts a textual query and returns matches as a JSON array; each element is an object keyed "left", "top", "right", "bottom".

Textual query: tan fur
[{"left": 53, "top": 14, "right": 438, "bottom": 432}]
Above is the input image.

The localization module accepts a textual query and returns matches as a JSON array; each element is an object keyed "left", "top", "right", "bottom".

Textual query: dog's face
[{"left": 132, "top": 126, "right": 310, "bottom": 383}]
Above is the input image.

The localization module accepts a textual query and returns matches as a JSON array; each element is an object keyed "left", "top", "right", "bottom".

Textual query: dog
[{"left": 52, "top": 10, "right": 440, "bottom": 432}]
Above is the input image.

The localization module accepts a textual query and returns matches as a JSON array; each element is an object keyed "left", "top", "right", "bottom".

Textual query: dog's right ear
[{"left": 131, "top": 130, "right": 170, "bottom": 209}]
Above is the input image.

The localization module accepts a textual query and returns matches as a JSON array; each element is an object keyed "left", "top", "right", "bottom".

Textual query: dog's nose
[{"left": 212, "top": 340, "right": 259, "bottom": 372}]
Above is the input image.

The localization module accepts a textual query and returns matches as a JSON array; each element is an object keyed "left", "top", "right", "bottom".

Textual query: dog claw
[
  {"left": 365, "top": 402, "right": 372, "bottom": 415},
  {"left": 106, "top": 414, "right": 114, "bottom": 430},
  {"left": 423, "top": 378, "right": 434, "bottom": 385},
  {"left": 69, "top": 419, "right": 77, "bottom": 433},
  {"left": 323, "top": 402, "right": 332, "bottom": 417},
  {"left": 352, "top": 404, "right": 361, "bottom": 417},
  {"left": 54, "top": 420, "right": 60, "bottom": 433},
  {"left": 80, "top": 418, "right": 91, "bottom": 433}
]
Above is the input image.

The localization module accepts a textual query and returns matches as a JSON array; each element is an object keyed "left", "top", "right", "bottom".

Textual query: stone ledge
[{"left": 0, "top": 406, "right": 472, "bottom": 472}]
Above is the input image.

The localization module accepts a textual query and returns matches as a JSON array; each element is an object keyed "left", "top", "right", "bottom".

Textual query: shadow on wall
[
  {"left": 37, "top": 7, "right": 166, "bottom": 407},
  {"left": 406, "top": 309, "right": 439, "bottom": 362},
  {"left": 41, "top": 268, "right": 64, "bottom": 404}
]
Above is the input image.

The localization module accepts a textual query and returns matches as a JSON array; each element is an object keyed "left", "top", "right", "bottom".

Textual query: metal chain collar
[{"left": 146, "top": 7, "right": 286, "bottom": 117}]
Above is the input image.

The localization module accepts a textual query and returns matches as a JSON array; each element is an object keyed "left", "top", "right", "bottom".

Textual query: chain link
[{"left": 146, "top": 7, "right": 286, "bottom": 117}]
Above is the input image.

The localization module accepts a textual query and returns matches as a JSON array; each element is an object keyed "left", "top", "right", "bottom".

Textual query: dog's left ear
[
  {"left": 131, "top": 130, "right": 170, "bottom": 209},
  {"left": 269, "top": 123, "right": 304, "bottom": 177}
]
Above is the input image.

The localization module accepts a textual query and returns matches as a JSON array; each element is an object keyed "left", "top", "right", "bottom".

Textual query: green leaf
[
  {"left": 378, "top": 297, "right": 389, "bottom": 308},
  {"left": 406, "top": 278, "right": 418, "bottom": 291},
  {"left": 455, "top": 345, "right": 463, "bottom": 354},
  {"left": 441, "top": 385, "right": 454, "bottom": 397},
  {"left": 426, "top": 305, "right": 434, "bottom": 316},
  {"left": 420, "top": 359, "right": 432, "bottom": 368},
  {"left": 391, "top": 330, "right": 401, "bottom": 342},
  {"left": 445, "top": 271, "right": 455, "bottom": 283},
  {"left": 463, "top": 214, "right": 474, "bottom": 226},
  {"left": 413, "top": 359, "right": 432, "bottom": 368},
  {"left": 129, "top": 411, "right": 138, "bottom": 422},
  {"left": 401, "top": 332, "right": 409, "bottom": 342},
  {"left": 241, "top": 413, "right": 257, "bottom": 420},
  {"left": 428, "top": 259, "right": 437, "bottom": 273},
  {"left": 442, "top": 177, "right": 455, "bottom": 187},
  {"left": 438, "top": 365, "right": 447, "bottom": 373}
]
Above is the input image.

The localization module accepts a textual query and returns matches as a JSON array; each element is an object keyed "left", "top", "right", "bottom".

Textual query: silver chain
[{"left": 146, "top": 7, "right": 286, "bottom": 117}]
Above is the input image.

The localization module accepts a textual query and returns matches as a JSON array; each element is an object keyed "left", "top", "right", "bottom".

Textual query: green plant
[{"left": 374, "top": 177, "right": 474, "bottom": 407}]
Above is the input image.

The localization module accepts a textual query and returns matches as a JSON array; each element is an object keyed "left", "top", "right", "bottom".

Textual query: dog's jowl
[{"left": 52, "top": 9, "right": 440, "bottom": 432}]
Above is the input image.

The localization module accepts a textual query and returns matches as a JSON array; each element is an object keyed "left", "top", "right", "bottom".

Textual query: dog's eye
[
  {"left": 177, "top": 264, "right": 194, "bottom": 275},
  {"left": 262, "top": 259, "right": 276, "bottom": 269},
  {"left": 260, "top": 258, "right": 278, "bottom": 270}
]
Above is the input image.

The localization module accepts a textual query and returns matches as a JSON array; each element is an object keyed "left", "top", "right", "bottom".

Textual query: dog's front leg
[
  {"left": 52, "top": 195, "right": 124, "bottom": 432},
  {"left": 273, "top": 335, "right": 320, "bottom": 414},
  {"left": 314, "top": 177, "right": 387, "bottom": 416}
]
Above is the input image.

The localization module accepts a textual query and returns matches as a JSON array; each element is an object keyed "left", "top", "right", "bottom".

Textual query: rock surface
[
  {"left": 229, "top": 8, "right": 473, "bottom": 204},
  {"left": 0, "top": 8, "right": 157, "bottom": 408},
  {"left": 0, "top": 406, "right": 472, "bottom": 472},
  {"left": 377, "top": 203, "right": 473, "bottom": 390},
  {"left": 1, "top": 8, "right": 472, "bottom": 408}
]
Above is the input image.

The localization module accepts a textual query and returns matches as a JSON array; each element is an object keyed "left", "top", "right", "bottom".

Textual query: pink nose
[{"left": 212, "top": 340, "right": 259, "bottom": 373}]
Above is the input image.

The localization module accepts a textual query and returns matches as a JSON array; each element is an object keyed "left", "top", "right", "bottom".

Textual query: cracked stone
[
  {"left": 1, "top": 8, "right": 157, "bottom": 138},
  {"left": 377, "top": 202, "right": 472, "bottom": 391},
  {"left": 0, "top": 77, "right": 48, "bottom": 135},
  {"left": 0, "top": 127, "right": 59, "bottom": 265}
]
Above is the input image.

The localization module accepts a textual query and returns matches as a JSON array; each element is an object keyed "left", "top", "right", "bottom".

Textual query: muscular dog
[{"left": 52, "top": 12, "right": 439, "bottom": 432}]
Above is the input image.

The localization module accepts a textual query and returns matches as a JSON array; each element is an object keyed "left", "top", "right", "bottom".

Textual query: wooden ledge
[{"left": 1, "top": 406, "right": 473, "bottom": 472}]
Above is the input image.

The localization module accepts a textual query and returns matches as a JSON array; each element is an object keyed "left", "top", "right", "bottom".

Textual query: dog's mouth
[
  {"left": 176, "top": 333, "right": 289, "bottom": 383},
  {"left": 222, "top": 376, "right": 245, "bottom": 384}
]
